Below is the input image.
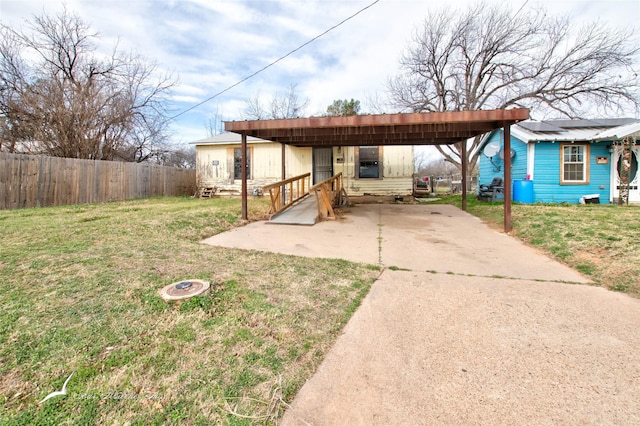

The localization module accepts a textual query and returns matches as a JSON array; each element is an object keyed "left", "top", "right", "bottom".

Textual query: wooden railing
[
  {"left": 311, "top": 172, "right": 345, "bottom": 220},
  {"left": 262, "top": 173, "right": 311, "bottom": 215}
]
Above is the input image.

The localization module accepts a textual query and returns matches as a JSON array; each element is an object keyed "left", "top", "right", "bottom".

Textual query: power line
[
  {"left": 513, "top": 0, "right": 530, "bottom": 18},
  {"left": 169, "top": 0, "right": 381, "bottom": 121}
]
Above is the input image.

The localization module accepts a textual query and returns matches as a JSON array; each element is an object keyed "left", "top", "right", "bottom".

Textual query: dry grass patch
[{"left": 0, "top": 197, "right": 380, "bottom": 425}]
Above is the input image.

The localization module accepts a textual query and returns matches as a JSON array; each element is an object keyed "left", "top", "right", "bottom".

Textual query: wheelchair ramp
[{"left": 268, "top": 195, "right": 318, "bottom": 225}]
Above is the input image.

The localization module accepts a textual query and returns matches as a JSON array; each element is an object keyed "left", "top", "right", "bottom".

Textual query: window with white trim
[{"left": 561, "top": 143, "right": 589, "bottom": 184}]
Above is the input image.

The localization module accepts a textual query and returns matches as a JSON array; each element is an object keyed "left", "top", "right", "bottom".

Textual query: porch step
[{"left": 199, "top": 186, "right": 217, "bottom": 198}]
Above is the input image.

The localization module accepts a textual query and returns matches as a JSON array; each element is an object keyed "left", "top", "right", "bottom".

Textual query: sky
[{"left": 1, "top": 0, "right": 639, "bottom": 148}]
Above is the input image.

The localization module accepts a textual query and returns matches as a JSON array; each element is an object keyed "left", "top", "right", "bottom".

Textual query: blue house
[{"left": 478, "top": 119, "right": 640, "bottom": 204}]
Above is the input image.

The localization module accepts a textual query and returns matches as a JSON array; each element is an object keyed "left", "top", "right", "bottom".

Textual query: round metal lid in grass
[{"left": 159, "top": 279, "right": 210, "bottom": 301}]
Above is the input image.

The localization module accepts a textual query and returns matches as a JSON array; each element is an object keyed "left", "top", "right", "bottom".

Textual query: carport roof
[{"left": 224, "top": 108, "right": 529, "bottom": 147}]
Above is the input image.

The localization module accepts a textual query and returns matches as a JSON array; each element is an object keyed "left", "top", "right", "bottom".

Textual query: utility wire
[
  {"left": 513, "top": 0, "right": 529, "bottom": 18},
  {"left": 169, "top": 0, "right": 381, "bottom": 121}
]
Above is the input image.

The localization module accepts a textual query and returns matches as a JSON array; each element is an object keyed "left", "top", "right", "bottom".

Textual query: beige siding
[
  {"left": 333, "top": 145, "right": 414, "bottom": 196},
  {"left": 286, "top": 146, "right": 312, "bottom": 177},
  {"left": 382, "top": 145, "right": 415, "bottom": 177},
  {"left": 196, "top": 142, "right": 413, "bottom": 196},
  {"left": 196, "top": 142, "right": 312, "bottom": 193}
]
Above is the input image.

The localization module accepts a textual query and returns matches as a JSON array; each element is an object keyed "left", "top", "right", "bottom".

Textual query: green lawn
[
  {"left": 3, "top": 194, "right": 637, "bottom": 424},
  {"left": 0, "top": 197, "right": 380, "bottom": 425},
  {"left": 436, "top": 195, "right": 640, "bottom": 296}
]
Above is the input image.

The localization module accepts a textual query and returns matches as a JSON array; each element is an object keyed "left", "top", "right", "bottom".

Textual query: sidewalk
[
  {"left": 202, "top": 203, "right": 640, "bottom": 425},
  {"left": 282, "top": 270, "right": 640, "bottom": 425}
]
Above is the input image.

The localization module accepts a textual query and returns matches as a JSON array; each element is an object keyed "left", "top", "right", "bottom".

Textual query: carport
[{"left": 224, "top": 108, "right": 529, "bottom": 232}]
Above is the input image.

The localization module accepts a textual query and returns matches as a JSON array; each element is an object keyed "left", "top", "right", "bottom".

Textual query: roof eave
[{"left": 223, "top": 109, "right": 530, "bottom": 147}]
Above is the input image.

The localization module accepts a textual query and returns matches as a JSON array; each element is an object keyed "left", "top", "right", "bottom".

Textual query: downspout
[{"left": 527, "top": 142, "right": 535, "bottom": 180}]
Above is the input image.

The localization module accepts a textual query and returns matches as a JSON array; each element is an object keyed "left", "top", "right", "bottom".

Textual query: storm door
[{"left": 313, "top": 147, "right": 333, "bottom": 184}]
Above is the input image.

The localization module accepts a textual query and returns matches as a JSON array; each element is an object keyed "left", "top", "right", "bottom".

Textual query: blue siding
[
  {"left": 479, "top": 134, "right": 613, "bottom": 204},
  {"left": 590, "top": 143, "right": 613, "bottom": 203},
  {"left": 478, "top": 131, "right": 528, "bottom": 197},
  {"left": 533, "top": 141, "right": 611, "bottom": 204},
  {"left": 531, "top": 142, "right": 560, "bottom": 202}
]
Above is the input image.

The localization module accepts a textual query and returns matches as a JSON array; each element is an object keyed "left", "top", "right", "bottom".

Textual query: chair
[{"left": 477, "top": 177, "right": 504, "bottom": 202}]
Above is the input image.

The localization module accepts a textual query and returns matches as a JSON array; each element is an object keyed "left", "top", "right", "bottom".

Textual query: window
[
  {"left": 561, "top": 144, "right": 589, "bottom": 184},
  {"left": 357, "top": 146, "right": 382, "bottom": 179},
  {"left": 234, "top": 147, "right": 251, "bottom": 180}
]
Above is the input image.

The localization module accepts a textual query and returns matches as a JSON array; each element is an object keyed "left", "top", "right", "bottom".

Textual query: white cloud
[
  {"left": 171, "top": 95, "right": 202, "bottom": 104},
  {"left": 2, "top": 0, "right": 638, "bottom": 144}
]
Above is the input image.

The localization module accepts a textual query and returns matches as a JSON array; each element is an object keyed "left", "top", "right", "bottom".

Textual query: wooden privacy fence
[{"left": 0, "top": 152, "right": 196, "bottom": 210}]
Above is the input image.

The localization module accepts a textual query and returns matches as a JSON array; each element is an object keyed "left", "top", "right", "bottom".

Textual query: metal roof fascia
[
  {"left": 593, "top": 121, "right": 640, "bottom": 140},
  {"left": 190, "top": 134, "right": 271, "bottom": 146}
]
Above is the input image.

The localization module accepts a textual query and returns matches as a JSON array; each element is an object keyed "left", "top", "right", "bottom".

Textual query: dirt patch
[
  {"left": 573, "top": 248, "right": 610, "bottom": 263},
  {"left": 349, "top": 195, "right": 419, "bottom": 204}
]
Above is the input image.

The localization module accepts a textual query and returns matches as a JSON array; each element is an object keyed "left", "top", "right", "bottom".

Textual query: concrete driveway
[{"left": 202, "top": 203, "right": 640, "bottom": 425}]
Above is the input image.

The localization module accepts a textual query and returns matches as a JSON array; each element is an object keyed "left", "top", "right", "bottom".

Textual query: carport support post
[
  {"left": 503, "top": 124, "right": 512, "bottom": 233},
  {"left": 241, "top": 132, "right": 248, "bottom": 220},
  {"left": 282, "top": 143, "right": 286, "bottom": 206},
  {"left": 461, "top": 140, "right": 467, "bottom": 211}
]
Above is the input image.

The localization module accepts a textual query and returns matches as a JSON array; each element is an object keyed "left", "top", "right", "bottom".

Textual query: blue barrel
[{"left": 513, "top": 179, "right": 534, "bottom": 203}]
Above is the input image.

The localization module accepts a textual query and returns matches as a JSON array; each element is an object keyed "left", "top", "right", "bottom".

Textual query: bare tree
[
  {"left": 156, "top": 145, "right": 196, "bottom": 169},
  {"left": 0, "top": 7, "right": 175, "bottom": 161},
  {"left": 388, "top": 1, "right": 640, "bottom": 172},
  {"left": 414, "top": 146, "right": 439, "bottom": 174},
  {"left": 206, "top": 104, "right": 226, "bottom": 136},
  {"left": 243, "top": 91, "right": 267, "bottom": 120},
  {"left": 419, "top": 157, "right": 460, "bottom": 180},
  {"left": 242, "top": 83, "right": 309, "bottom": 120}
]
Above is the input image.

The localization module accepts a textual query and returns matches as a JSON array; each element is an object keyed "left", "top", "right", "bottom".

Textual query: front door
[
  {"left": 313, "top": 147, "right": 333, "bottom": 184},
  {"left": 612, "top": 144, "right": 640, "bottom": 203}
]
